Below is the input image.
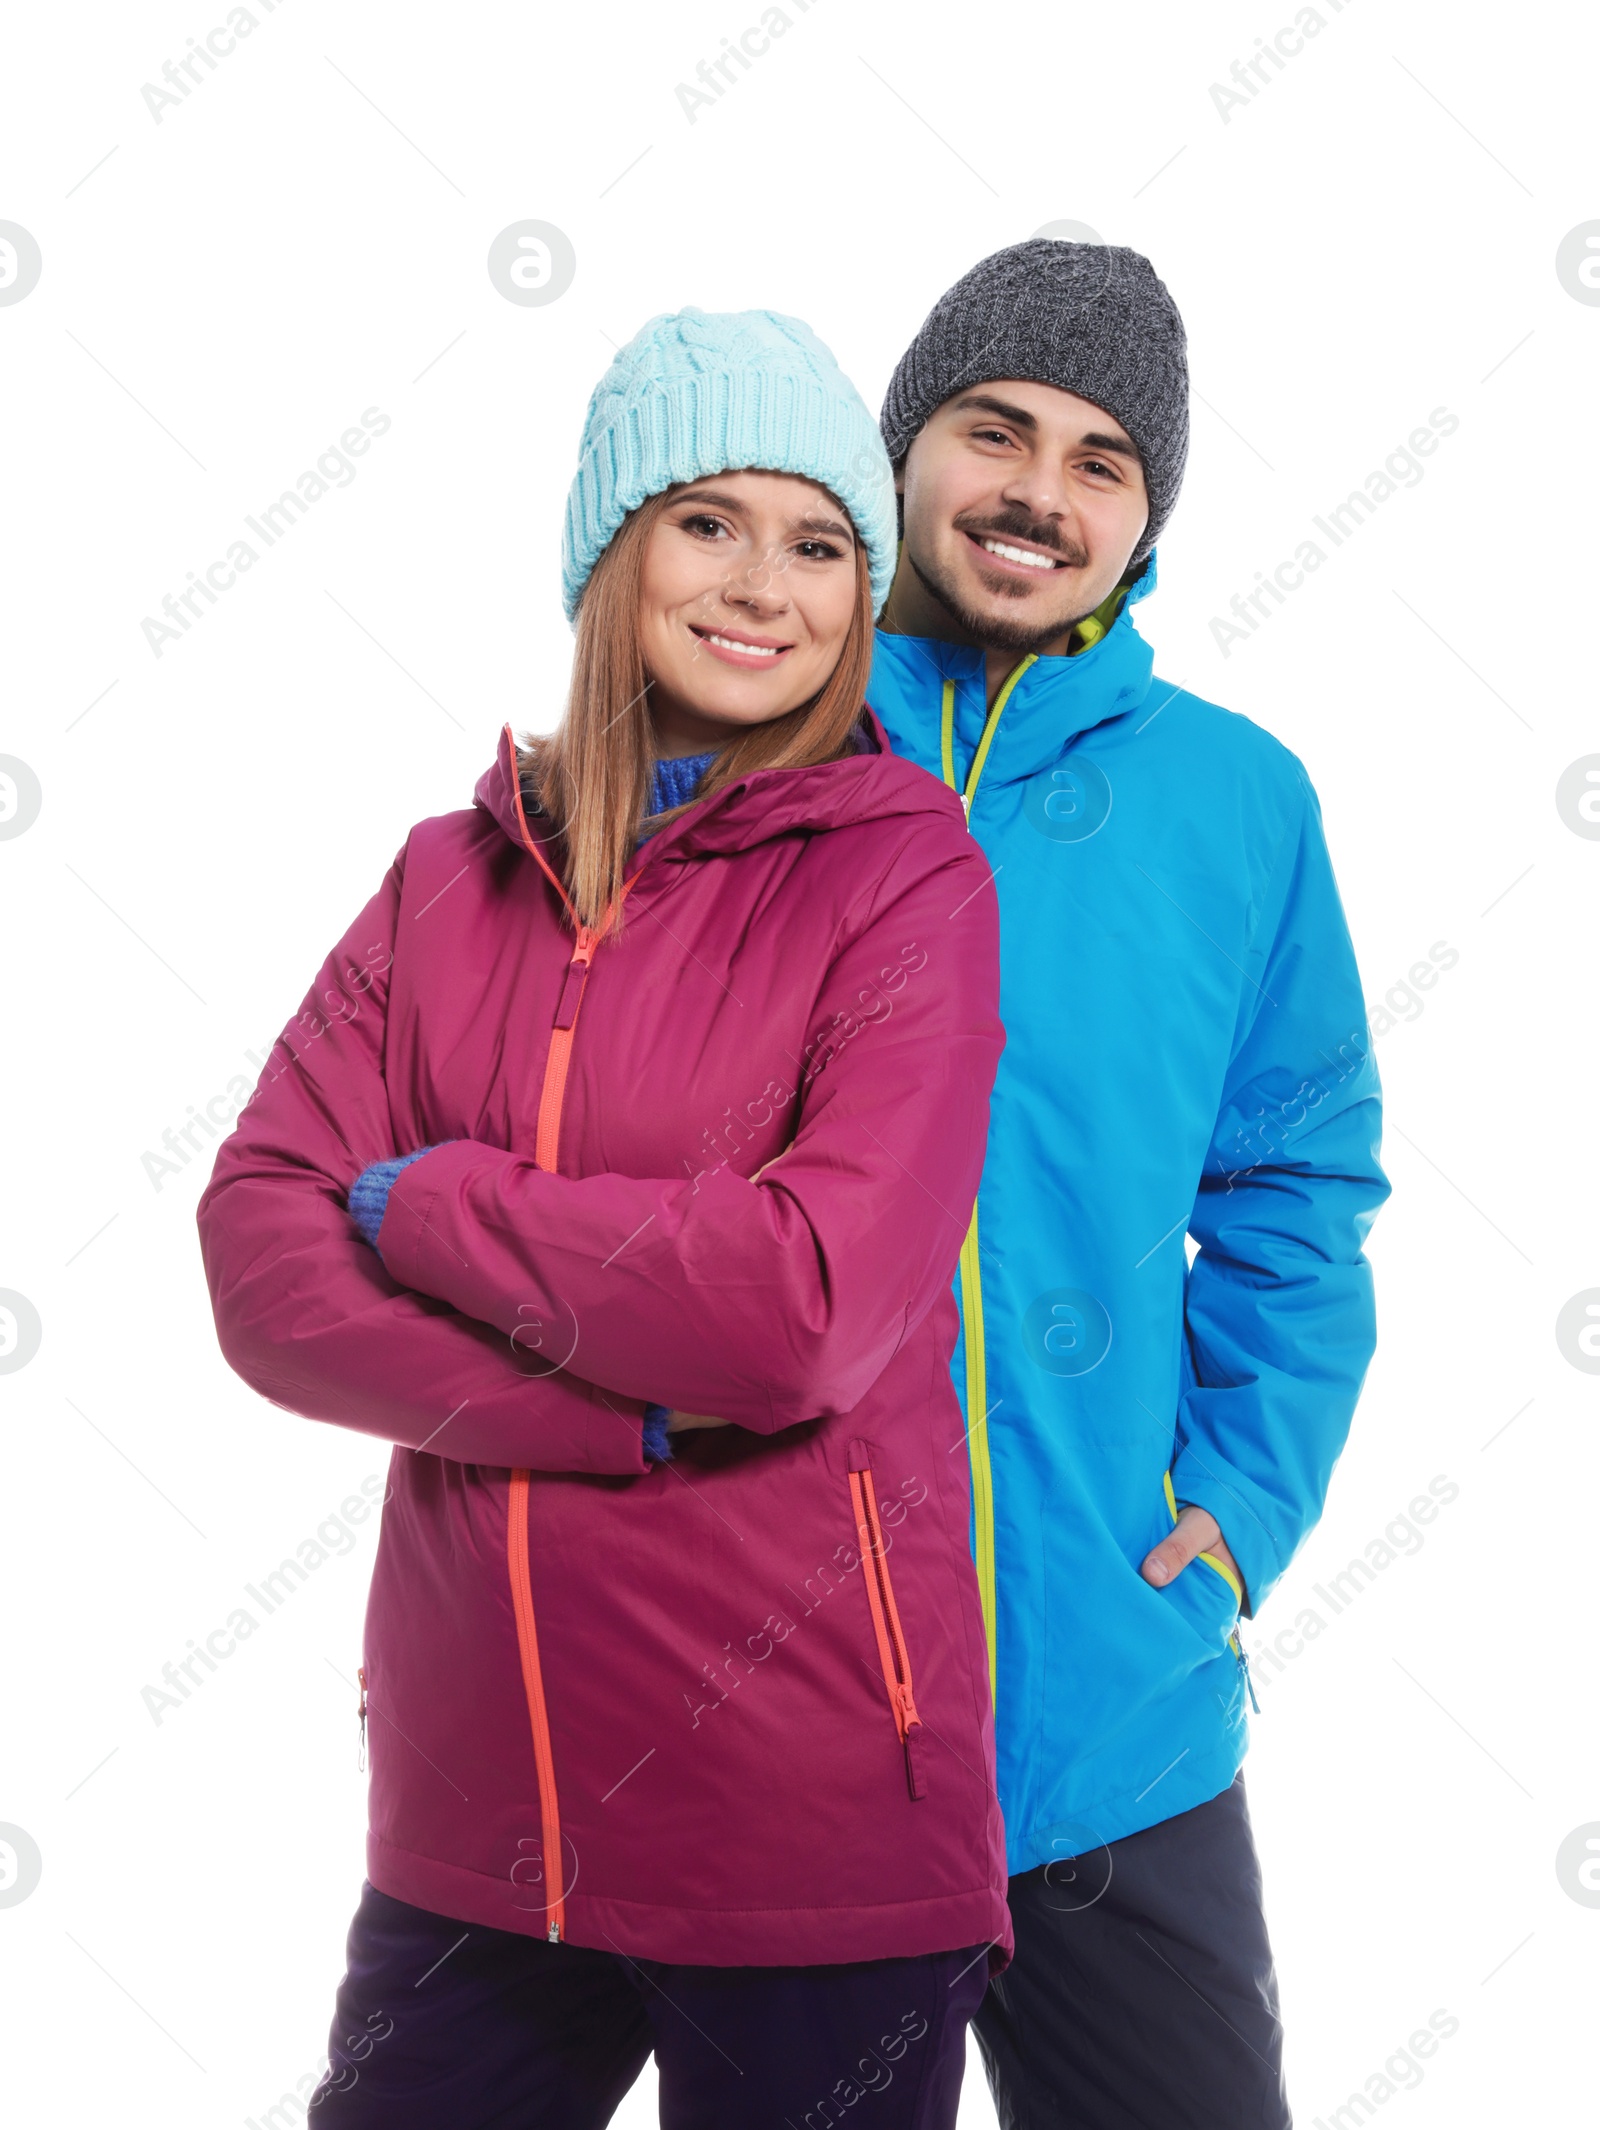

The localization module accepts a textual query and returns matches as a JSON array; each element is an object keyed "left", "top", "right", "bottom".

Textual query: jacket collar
[
  {"left": 474, "top": 706, "right": 961, "bottom": 878},
  {"left": 869, "top": 547, "right": 1161, "bottom": 788}
]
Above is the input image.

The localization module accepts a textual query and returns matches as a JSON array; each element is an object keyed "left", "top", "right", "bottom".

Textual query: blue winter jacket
[{"left": 869, "top": 550, "right": 1389, "bottom": 1875}]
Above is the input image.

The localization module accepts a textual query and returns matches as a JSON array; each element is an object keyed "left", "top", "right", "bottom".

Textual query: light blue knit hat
[{"left": 561, "top": 307, "right": 898, "bottom": 622}]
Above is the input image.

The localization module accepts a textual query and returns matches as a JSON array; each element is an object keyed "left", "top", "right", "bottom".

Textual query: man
[{"left": 868, "top": 240, "right": 1389, "bottom": 2125}]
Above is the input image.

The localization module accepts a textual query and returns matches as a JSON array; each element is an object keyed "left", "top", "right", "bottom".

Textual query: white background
[{"left": 2, "top": 0, "right": 1596, "bottom": 2122}]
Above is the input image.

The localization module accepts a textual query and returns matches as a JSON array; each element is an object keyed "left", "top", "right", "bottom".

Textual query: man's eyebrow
[
  {"left": 1077, "top": 430, "right": 1142, "bottom": 464},
  {"left": 952, "top": 393, "right": 1039, "bottom": 432},
  {"left": 952, "top": 394, "right": 1141, "bottom": 464}
]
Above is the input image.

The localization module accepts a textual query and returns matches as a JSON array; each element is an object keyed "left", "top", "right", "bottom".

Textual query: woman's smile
[{"left": 689, "top": 622, "right": 797, "bottom": 669}]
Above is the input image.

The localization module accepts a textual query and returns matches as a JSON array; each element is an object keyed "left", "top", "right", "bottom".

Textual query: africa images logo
[{"left": 1023, "top": 1289, "right": 1113, "bottom": 1378}]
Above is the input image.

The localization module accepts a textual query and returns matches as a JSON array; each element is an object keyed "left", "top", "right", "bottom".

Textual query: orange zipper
[
  {"left": 509, "top": 747, "right": 643, "bottom": 1174},
  {"left": 849, "top": 1461, "right": 927, "bottom": 1800},
  {"left": 502, "top": 727, "right": 643, "bottom": 1940},
  {"left": 534, "top": 923, "right": 602, "bottom": 1172}
]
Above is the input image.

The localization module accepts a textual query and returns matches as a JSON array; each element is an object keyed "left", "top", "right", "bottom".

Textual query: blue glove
[
  {"left": 641, "top": 1404, "right": 674, "bottom": 1463},
  {"left": 347, "top": 1146, "right": 449, "bottom": 1253}
]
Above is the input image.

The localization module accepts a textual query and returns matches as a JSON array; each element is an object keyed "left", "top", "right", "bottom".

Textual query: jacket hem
[
  {"left": 367, "top": 1830, "right": 1013, "bottom": 1972},
  {"left": 1009, "top": 1731, "right": 1248, "bottom": 1880}
]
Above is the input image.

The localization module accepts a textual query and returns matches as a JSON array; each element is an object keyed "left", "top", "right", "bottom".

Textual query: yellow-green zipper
[
  {"left": 940, "top": 657, "right": 1035, "bottom": 1708},
  {"left": 1161, "top": 1470, "right": 1246, "bottom": 1658},
  {"left": 958, "top": 1202, "right": 995, "bottom": 1700}
]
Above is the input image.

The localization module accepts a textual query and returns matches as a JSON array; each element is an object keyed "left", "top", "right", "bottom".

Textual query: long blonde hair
[{"left": 518, "top": 487, "right": 875, "bottom": 932}]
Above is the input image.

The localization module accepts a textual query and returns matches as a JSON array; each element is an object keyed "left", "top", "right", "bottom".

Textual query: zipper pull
[
  {"left": 552, "top": 924, "right": 601, "bottom": 1032},
  {"left": 552, "top": 950, "right": 591, "bottom": 1029},
  {"left": 959, "top": 791, "right": 971, "bottom": 821},
  {"left": 356, "top": 1665, "right": 369, "bottom": 1770},
  {"left": 547, "top": 1920, "right": 561, "bottom": 1944},
  {"left": 1232, "top": 1635, "right": 1260, "bottom": 1714},
  {"left": 896, "top": 1698, "right": 928, "bottom": 1802},
  {"left": 894, "top": 1684, "right": 928, "bottom": 1796}
]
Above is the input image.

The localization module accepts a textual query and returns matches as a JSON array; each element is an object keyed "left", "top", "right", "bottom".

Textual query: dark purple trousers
[{"left": 304, "top": 1882, "right": 989, "bottom": 2129}]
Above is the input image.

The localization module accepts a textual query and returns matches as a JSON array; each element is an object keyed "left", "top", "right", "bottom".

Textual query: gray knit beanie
[{"left": 880, "top": 240, "right": 1189, "bottom": 572}]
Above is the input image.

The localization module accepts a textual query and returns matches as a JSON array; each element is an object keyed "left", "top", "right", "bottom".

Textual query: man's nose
[{"left": 998, "top": 464, "right": 1072, "bottom": 531}]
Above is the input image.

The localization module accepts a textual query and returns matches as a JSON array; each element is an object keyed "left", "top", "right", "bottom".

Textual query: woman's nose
[{"left": 721, "top": 546, "right": 792, "bottom": 612}]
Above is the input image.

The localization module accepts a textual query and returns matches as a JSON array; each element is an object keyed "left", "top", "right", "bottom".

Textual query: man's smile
[{"left": 961, "top": 529, "right": 1077, "bottom": 578}]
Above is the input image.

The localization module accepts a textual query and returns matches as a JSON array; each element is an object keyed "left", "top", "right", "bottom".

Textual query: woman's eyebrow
[
  {"left": 791, "top": 512, "right": 854, "bottom": 541},
  {"left": 673, "top": 487, "right": 748, "bottom": 513},
  {"left": 673, "top": 488, "right": 853, "bottom": 542}
]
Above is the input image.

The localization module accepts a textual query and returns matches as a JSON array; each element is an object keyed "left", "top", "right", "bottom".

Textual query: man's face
[{"left": 894, "top": 380, "right": 1150, "bottom": 653}]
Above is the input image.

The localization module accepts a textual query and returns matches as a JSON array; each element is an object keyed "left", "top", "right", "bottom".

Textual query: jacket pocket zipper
[
  {"left": 1161, "top": 1470, "right": 1259, "bottom": 1711},
  {"left": 848, "top": 1461, "right": 927, "bottom": 1800},
  {"left": 356, "top": 1665, "right": 367, "bottom": 1771},
  {"left": 1233, "top": 1634, "right": 1260, "bottom": 1712}
]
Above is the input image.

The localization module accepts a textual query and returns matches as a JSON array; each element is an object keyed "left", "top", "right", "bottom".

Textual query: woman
[{"left": 197, "top": 308, "right": 1009, "bottom": 2126}]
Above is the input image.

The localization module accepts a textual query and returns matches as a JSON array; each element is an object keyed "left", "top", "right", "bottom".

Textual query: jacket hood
[
  {"left": 870, "top": 548, "right": 1160, "bottom": 788},
  {"left": 473, "top": 706, "right": 965, "bottom": 866}
]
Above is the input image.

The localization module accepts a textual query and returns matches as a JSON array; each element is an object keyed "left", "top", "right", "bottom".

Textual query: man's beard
[{"left": 909, "top": 508, "right": 1098, "bottom": 655}]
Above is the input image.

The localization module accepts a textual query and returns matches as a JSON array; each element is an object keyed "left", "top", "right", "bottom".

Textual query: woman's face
[{"left": 637, "top": 470, "right": 861, "bottom": 754}]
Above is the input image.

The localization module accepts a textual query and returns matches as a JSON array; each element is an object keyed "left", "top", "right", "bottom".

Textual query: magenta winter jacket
[{"left": 196, "top": 714, "right": 1011, "bottom": 1972}]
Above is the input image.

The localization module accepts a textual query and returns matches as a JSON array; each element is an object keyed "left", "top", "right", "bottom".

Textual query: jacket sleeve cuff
[
  {"left": 583, "top": 1387, "right": 653, "bottom": 1476},
  {"left": 374, "top": 1139, "right": 501, "bottom": 1283}
]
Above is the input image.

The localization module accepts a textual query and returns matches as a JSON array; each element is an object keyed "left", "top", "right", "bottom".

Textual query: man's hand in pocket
[{"left": 1140, "top": 1503, "right": 1248, "bottom": 1613}]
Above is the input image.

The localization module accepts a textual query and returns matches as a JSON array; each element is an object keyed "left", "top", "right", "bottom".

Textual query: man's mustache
[{"left": 953, "top": 509, "right": 1087, "bottom": 568}]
